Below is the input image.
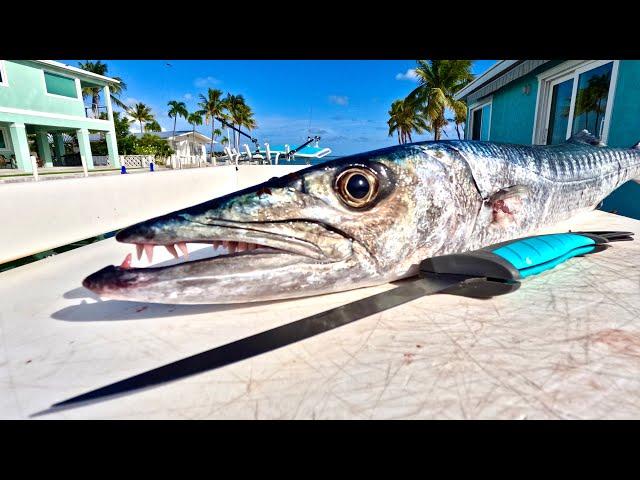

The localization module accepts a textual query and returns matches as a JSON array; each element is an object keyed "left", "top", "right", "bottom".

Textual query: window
[
  {"left": 43, "top": 71, "right": 78, "bottom": 98},
  {"left": 0, "top": 130, "right": 5, "bottom": 149},
  {"left": 469, "top": 100, "right": 491, "bottom": 141},
  {"left": 534, "top": 60, "right": 618, "bottom": 144}
]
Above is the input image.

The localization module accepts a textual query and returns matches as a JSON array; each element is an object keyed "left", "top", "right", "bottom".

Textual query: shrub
[{"left": 132, "top": 134, "right": 174, "bottom": 158}]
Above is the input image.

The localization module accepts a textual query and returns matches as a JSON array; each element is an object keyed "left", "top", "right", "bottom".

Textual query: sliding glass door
[
  {"left": 570, "top": 62, "right": 614, "bottom": 139},
  {"left": 546, "top": 76, "right": 574, "bottom": 145}
]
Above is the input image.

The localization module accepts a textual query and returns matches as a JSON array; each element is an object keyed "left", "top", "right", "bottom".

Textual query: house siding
[
  {"left": 606, "top": 60, "right": 640, "bottom": 148},
  {"left": 466, "top": 61, "right": 563, "bottom": 144},
  {"left": 487, "top": 75, "right": 538, "bottom": 144},
  {"left": 0, "top": 61, "right": 84, "bottom": 117}
]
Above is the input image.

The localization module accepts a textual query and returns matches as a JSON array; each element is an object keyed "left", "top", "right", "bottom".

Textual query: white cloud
[
  {"left": 124, "top": 97, "right": 140, "bottom": 106},
  {"left": 194, "top": 76, "right": 221, "bottom": 88},
  {"left": 328, "top": 95, "right": 349, "bottom": 106},
  {"left": 395, "top": 69, "right": 418, "bottom": 81},
  {"left": 183, "top": 93, "right": 193, "bottom": 100}
]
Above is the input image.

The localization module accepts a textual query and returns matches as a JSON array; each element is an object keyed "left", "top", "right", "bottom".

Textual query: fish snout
[
  {"left": 115, "top": 220, "right": 159, "bottom": 244},
  {"left": 82, "top": 265, "right": 142, "bottom": 295}
]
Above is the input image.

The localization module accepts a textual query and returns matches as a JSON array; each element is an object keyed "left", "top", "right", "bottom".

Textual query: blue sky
[{"left": 61, "top": 60, "right": 497, "bottom": 156}]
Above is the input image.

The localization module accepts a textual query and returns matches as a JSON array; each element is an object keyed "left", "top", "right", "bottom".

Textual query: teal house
[
  {"left": 455, "top": 60, "right": 640, "bottom": 218},
  {"left": 0, "top": 60, "right": 120, "bottom": 172}
]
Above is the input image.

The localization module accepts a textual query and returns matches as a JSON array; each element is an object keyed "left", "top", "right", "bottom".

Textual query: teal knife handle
[{"left": 488, "top": 233, "right": 597, "bottom": 278}]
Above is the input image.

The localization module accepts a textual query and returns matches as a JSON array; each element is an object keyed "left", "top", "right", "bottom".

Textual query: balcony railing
[{"left": 84, "top": 105, "right": 108, "bottom": 120}]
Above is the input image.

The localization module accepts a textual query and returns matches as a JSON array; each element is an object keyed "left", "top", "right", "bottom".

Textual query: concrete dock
[{"left": 1, "top": 209, "right": 640, "bottom": 419}]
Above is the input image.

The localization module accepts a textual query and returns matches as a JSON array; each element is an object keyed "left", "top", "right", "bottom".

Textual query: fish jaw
[
  {"left": 82, "top": 249, "right": 374, "bottom": 304},
  {"left": 84, "top": 181, "right": 379, "bottom": 303}
]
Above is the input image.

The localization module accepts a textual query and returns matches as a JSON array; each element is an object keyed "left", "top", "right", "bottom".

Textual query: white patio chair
[{"left": 243, "top": 144, "right": 265, "bottom": 164}]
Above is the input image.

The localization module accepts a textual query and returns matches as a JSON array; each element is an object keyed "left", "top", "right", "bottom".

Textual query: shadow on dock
[{"left": 51, "top": 287, "right": 291, "bottom": 322}]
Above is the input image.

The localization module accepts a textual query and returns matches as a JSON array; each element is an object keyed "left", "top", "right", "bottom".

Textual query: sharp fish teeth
[
  {"left": 227, "top": 241, "right": 237, "bottom": 254},
  {"left": 212, "top": 240, "right": 220, "bottom": 249},
  {"left": 176, "top": 242, "right": 189, "bottom": 260},
  {"left": 136, "top": 244, "right": 144, "bottom": 261},
  {"left": 144, "top": 244, "right": 154, "bottom": 263},
  {"left": 237, "top": 242, "right": 247, "bottom": 252},
  {"left": 165, "top": 244, "right": 179, "bottom": 258},
  {"left": 120, "top": 253, "right": 132, "bottom": 269}
]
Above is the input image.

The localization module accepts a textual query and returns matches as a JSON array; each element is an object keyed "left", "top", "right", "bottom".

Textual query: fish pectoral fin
[
  {"left": 486, "top": 185, "right": 531, "bottom": 226},
  {"left": 567, "top": 129, "right": 607, "bottom": 147}
]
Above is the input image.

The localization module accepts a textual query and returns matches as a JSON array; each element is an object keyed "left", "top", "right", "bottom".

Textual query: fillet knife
[{"left": 33, "top": 230, "right": 633, "bottom": 416}]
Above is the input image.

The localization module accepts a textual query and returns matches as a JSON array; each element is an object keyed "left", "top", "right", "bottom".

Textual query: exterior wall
[
  {"left": 606, "top": 60, "right": 640, "bottom": 148},
  {"left": 0, "top": 61, "right": 85, "bottom": 117},
  {"left": 486, "top": 75, "right": 538, "bottom": 144},
  {"left": 466, "top": 61, "right": 562, "bottom": 144}
]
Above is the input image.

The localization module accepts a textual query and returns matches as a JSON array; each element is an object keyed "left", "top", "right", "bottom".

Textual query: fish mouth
[
  {"left": 82, "top": 219, "right": 355, "bottom": 300},
  {"left": 115, "top": 218, "right": 349, "bottom": 262}
]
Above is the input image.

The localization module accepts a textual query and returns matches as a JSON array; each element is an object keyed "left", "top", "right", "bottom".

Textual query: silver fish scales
[{"left": 82, "top": 130, "right": 640, "bottom": 304}]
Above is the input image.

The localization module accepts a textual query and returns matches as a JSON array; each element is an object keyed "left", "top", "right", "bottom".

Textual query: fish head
[{"left": 83, "top": 143, "right": 481, "bottom": 304}]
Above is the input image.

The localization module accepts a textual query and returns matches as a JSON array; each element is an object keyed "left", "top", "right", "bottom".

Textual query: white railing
[{"left": 120, "top": 155, "right": 156, "bottom": 168}]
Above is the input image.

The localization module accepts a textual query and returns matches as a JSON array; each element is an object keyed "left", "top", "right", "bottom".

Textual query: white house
[{"left": 134, "top": 130, "right": 213, "bottom": 167}]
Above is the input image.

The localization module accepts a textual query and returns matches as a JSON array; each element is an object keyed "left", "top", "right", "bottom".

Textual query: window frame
[
  {"left": 532, "top": 60, "right": 619, "bottom": 145},
  {"left": 0, "top": 60, "right": 8, "bottom": 87},
  {"left": 467, "top": 97, "right": 492, "bottom": 141},
  {"left": 0, "top": 126, "right": 12, "bottom": 152},
  {"left": 41, "top": 69, "right": 82, "bottom": 101}
]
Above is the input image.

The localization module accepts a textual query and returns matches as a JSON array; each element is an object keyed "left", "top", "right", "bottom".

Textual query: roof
[
  {"left": 132, "top": 130, "right": 213, "bottom": 142},
  {"left": 34, "top": 60, "right": 120, "bottom": 85},
  {"left": 454, "top": 61, "right": 518, "bottom": 100},
  {"left": 87, "top": 130, "right": 213, "bottom": 143},
  {"left": 455, "top": 60, "right": 551, "bottom": 103}
]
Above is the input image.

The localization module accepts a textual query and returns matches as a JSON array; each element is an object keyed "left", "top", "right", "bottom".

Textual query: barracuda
[{"left": 82, "top": 130, "right": 640, "bottom": 304}]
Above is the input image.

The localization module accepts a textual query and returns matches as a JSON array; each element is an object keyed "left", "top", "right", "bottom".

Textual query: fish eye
[{"left": 335, "top": 167, "right": 379, "bottom": 208}]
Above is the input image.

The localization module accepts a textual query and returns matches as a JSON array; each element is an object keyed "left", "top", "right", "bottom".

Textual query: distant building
[
  {"left": 133, "top": 130, "right": 212, "bottom": 166},
  {"left": 0, "top": 60, "right": 121, "bottom": 171}
]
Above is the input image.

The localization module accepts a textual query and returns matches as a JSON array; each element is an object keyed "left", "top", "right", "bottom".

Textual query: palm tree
[
  {"left": 168, "top": 100, "right": 189, "bottom": 150},
  {"left": 407, "top": 60, "right": 474, "bottom": 141},
  {"left": 145, "top": 120, "right": 162, "bottom": 132},
  {"left": 187, "top": 112, "right": 203, "bottom": 138},
  {"left": 128, "top": 102, "right": 154, "bottom": 134},
  {"left": 212, "top": 128, "right": 222, "bottom": 153},
  {"left": 197, "top": 88, "right": 226, "bottom": 160},
  {"left": 223, "top": 94, "right": 247, "bottom": 149},
  {"left": 237, "top": 103, "right": 257, "bottom": 148},
  {"left": 78, "top": 60, "right": 128, "bottom": 116},
  {"left": 447, "top": 105, "right": 468, "bottom": 140},
  {"left": 387, "top": 98, "right": 429, "bottom": 144},
  {"left": 187, "top": 112, "right": 203, "bottom": 156}
]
